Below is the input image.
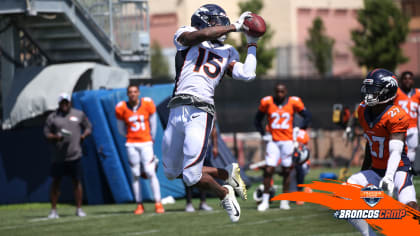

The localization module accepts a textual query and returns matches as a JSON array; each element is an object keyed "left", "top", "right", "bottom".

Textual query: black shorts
[{"left": 51, "top": 159, "right": 83, "bottom": 181}]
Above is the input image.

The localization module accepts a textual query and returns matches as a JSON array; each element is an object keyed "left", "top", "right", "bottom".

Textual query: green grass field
[{"left": 1, "top": 167, "right": 419, "bottom": 236}]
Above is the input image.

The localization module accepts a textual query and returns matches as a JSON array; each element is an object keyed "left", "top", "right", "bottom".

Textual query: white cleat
[
  {"left": 185, "top": 203, "right": 195, "bottom": 212},
  {"left": 199, "top": 202, "right": 213, "bottom": 211},
  {"left": 76, "top": 208, "right": 87, "bottom": 217},
  {"left": 257, "top": 201, "right": 269, "bottom": 212},
  {"left": 48, "top": 209, "right": 59, "bottom": 219},
  {"left": 220, "top": 185, "right": 241, "bottom": 222},
  {"left": 280, "top": 200, "right": 291, "bottom": 210},
  {"left": 226, "top": 163, "right": 247, "bottom": 200}
]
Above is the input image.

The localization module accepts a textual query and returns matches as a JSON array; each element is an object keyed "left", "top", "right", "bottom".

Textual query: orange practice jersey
[
  {"left": 394, "top": 88, "right": 420, "bottom": 129},
  {"left": 297, "top": 129, "right": 309, "bottom": 145},
  {"left": 357, "top": 102, "right": 410, "bottom": 170},
  {"left": 259, "top": 96, "right": 305, "bottom": 141},
  {"left": 115, "top": 97, "right": 156, "bottom": 143}
]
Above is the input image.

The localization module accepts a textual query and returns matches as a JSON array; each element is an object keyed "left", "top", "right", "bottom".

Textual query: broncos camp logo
[{"left": 360, "top": 185, "right": 385, "bottom": 207}]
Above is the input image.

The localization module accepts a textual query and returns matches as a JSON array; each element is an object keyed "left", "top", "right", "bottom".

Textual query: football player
[
  {"left": 161, "top": 4, "right": 261, "bottom": 222},
  {"left": 347, "top": 69, "right": 419, "bottom": 235},
  {"left": 394, "top": 71, "right": 420, "bottom": 163},
  {"left": 292, "top": 128, "right": 311, "bottom": 205},
  {"left": 254, "top": 84, "right": 311, "bottom": 211},
  {"left": 115, "top": 85, "right": 164, "bottom": 215}
]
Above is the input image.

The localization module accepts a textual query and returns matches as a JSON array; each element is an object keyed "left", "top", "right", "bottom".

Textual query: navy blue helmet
[
  {"left": 361, "top": 69, "right": 398, "bottom": 106},
  {"left": 191, "top": 4, "right": 230, "bottom": 30}
]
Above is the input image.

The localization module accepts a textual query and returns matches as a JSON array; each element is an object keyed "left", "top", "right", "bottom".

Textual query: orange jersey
[
  {"left": 259, "top": 96, "right": 305, "bottom": 141},
  {"left": 357, "top": 102, "right": 410, "bottom": 170},
  {"left": 115, "top": 97, "right": 156, "bottom": 143},
  {"left": 297, "top": 129, "right": 309, "bottom": 145},
  {"left": 394, "top": 88, "right": 420, "bottom": 128}
]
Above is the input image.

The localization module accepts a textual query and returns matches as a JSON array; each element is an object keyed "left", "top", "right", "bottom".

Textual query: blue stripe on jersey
[{"left": 172, "top": 48, "right": 190, "bottom": 97}]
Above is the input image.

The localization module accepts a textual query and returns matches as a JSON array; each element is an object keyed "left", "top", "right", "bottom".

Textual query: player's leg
[
  {"left": 162, "top": 107, "right": 185, "bottom": 182},
  {"left": 406, "top": 128, "right": 418, "bottom": 163},
  {"left": 69, "top": 159, "right": 86, "bottom": 217},
  {"left": 202, "top": 164, "right": 247, "bottom": 200},
  {"left": 182, "top": 107, "right": 240, "bottom": 222},
  {"left": 48, "top": 162, "right": 63, "bottom": 219},
  {"left": 126, "top": 144, "right": 143, "bottom": 214},
  {"left": 183, "top": 181, "right": 195, "bottom": 212},
  {"left": 140, "top": 143, "right": 164, "bottom": 213},
  {"left": 394, "top": 170, "right": 420, "bottom": 210},
  {"left": 279, "top": 141, "right": 294, "bottom": 210},
  {"left": 346, "top": 170, "right": 380, "bottom": 236},
  {"left": 258, "top": 141, "right": 280, "bottom": 211}
]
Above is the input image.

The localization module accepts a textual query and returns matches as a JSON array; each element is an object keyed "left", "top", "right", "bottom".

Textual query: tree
[
  {"left": 305, "top": 17, "right": 335, "bottom": 76},
  {"left": 226, "top": 0, "right": 275, "bottom": 76},
  {"left": 351, "top": 0, "right": 409, "bottom": 71},
  {"left": 150, "top": 41, "right": 170, "bottom": 78}
]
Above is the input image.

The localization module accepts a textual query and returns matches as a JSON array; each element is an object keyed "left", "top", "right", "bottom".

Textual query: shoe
[
  {"left": 280, "top": 200, "right": 291, "bottom": 210},
  {"left": 134, "top": 204, "right": 144, "bottom": 215},
  {"left": 226, "top": 163, "right": 247, "bottom": 200},
  {"left": 155, "top": 202, "right": 165, "bottom": 214},
  {"left": 76, "top": 208, "right": 87, "bottom": 217},
  {"left": 185, "top": 203, "right": 195, "bottom": 212},
  {"left": 199, "top": 202, "right": 213, "bottom": 211},
  {"left": 220, "top": 185, "right": 241, "bottom": 222},
  {"left": 257, "top": 201, "right": 269, "bottom": 212},
  {"left": 48, "top": 209, "right": 59, "bottom": 219},
  {"left": 304, "top": 187, "right": 313, "bottom": 193},
  {"left": 296, "top": 201, "right": 304, "bottom": 205}
]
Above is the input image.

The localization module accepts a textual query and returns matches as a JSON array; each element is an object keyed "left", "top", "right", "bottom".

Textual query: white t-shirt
[{"left": 173, "top": 26, "right": 240, "bottom": 105}]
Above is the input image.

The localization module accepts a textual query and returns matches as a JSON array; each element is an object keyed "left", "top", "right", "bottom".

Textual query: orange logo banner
[{"left": 272, "top": 181, "right": 420, "bottom": 235}]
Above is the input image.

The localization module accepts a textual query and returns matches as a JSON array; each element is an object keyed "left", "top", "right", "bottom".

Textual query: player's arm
[
  {"left": 178, "top": 25, "right": 236, "bottom": 46},
  {"left": 80, "top": 113, "right": 92, "bottom": 140},
  {"left": 254, "top": 110, "right": 266, "bottom": 136},
  {"left": 43, "top": 116, "right": 62, "bottom": 141},
  {"left": 150, "top": 113, "right": 157, "bottom": 141},
  {"left": 298, "top": 109, "right": 312, "bottom": 129},
  {"left": 380, "top": 132, "right": 405, "bottom": 196},
  {"left": 361, "top": 142, "right": 372, "bottom": 171},
  {"left": 211, "top": 124, "right": 218, "bottom": 158},
  {"left": 228, "top": 45, "right": 257, "bottom": 81},
  {"left": 116, "top": 120, "right": 127, "bottom": 137}
]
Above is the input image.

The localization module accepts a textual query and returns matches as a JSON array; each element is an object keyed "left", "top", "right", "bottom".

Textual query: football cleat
[
  {"left": 220, "top": 185, "right": 241, "bottom": 222},
  {"left": 257, "top": 201, "right": 269, "bottom": 212},
  {"left": 226, "top": 163, "right": 247, "bottom": 200},
  {"left": 76, "top": 208, "right": 87, "bottom": 217},
  {"left": 155, "top": 202, "right": 165, "bottom": 214},
  {"left": 280, "top": 200, "right": 291, "bottom": 210},
  {"left": 185, "top": 203, "right": 195, "bottom": 212},
  {"left": 134, "top": 204, "right": 144, "bottom": 215},
  {"left": 48, "top": 209, "right": 59, "bottom": 219},
  {"left": 199, "top": 202, "right": 213, "bottom": 211}
]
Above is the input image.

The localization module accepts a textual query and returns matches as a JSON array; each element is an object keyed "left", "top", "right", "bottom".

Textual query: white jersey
[{"left": 173, "top": 26, "right": 240, "bottom": 105}]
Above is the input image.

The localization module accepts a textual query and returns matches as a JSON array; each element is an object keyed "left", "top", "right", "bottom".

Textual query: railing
[{"left": 76, "top": 0, "right": 149, "bottom": 52}]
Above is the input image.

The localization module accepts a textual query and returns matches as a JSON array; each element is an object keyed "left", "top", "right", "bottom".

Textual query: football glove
[
  {"left": 379, "top": 175, "right": 394, "bottom": 197},
  {"left": 232, "top": 11, "right": 252, "bottom": 31},
  {"left": 262, "top": 134, "right": 272, "bottom": 142}
]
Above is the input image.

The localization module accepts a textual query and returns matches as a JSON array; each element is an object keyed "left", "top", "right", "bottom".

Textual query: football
[{"left": 243, "top": 13, "right": 266, "bottom": 37}]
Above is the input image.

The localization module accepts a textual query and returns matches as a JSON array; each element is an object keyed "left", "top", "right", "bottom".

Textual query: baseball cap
[{"left": 58, "top": 93, "right": 71, "bottom": 103}]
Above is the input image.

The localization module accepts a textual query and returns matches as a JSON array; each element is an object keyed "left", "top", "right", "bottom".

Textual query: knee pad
[
  {"left": 131, "top": 164, "right": 140, "bottom": 178},
  {"left": 183, "top": 172, "right": 202, "bottom": 187}
]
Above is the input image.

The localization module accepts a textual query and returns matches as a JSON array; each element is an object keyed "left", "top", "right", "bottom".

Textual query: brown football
[{"left": 243, "top": 13, "right": 266, "bottom": 37}]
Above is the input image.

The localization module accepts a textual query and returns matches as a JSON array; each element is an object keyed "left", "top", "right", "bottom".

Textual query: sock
[
  {"left": 407, "top": 149, "right": 416, "bottom": 162},
  {"left": 281, "top": 200, "right": 289, "bottom": 206},
  {"left": 262, "top": 193, "right": 270, "bottom": 204},
  {"left": 149, "top": 172, "right": 161, "bottom": 202},
  {"left": 348, "top": 219, "right": 376, "bottom": 236},
  {"left": 132, "top": 176, "right": 142, "bottom": 203}
]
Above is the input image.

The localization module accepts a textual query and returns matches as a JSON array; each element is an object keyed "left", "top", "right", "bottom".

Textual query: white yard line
[{"left": 123, "top": 230, "right": 160, "bottom": 235}]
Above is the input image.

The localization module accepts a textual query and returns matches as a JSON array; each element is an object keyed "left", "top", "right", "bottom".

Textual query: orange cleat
[
  {"left": 304, "top": 187, "right": 313, "bottom": 193},
  {"left": 155, "top": 202, "right": 165, "bottom": 214},
  {"left": 134, "top": 204, "right": 144, "bottom": 215},
  {"left": 296, "top": 201, "right": 305, "bottom": 205}
]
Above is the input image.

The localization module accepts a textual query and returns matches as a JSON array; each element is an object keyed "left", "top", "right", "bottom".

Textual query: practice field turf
[{"left": 1, "top": 167, "right": 419, "bottom": 236}]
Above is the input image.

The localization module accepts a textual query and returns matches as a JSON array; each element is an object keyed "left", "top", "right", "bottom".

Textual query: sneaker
[
  {"left": 48, "top": 209, "right": 59, "bottom": 219},
  {"left": 199, "top": 202, "right": 213, "bottom": 211},
  {"left": 185, "top": 203, "right": 195, "bottom": 212},
  {"left": 257, "top": 201, "right": 269, "bottom": 212},
  {"left": 220, "top": 185, "right": 241, "bottom": 222},
  {"left": 155, "top": 202, "right": 165, "bottom": 214},
  {"left": 280, "top": 200, "right": 290, "bottom": 210},
  {"left": 134, "top": 204, "right": 144, "bottom": 215},
  {"left": 296, "top": 201, "right": 304, "bottom": 205},
  {"left": 225, "top": 163, "right": 247, "bottom": 200},
  {"left": 76, "top": 208, "right": 87, "bottom": 217}
]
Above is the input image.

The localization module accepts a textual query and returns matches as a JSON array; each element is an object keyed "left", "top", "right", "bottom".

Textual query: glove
[
  {"left": 232, "top": 11, "right": 252, "bottom": 31},
  {"left": 379, "top": 175, "right": 394, "bottom": 197},
  {"left": 262, "top": 134, "right": 272, "bottom": 142},
  {"left": 245, "top": 34, "right": 259, "bottom": 44},
  {"left": 292, "top": 127, "right": 300, "bottom": 141}
]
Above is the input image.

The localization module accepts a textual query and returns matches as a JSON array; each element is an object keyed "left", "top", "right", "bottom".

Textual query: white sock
[
  {"left": 281, "top": 200, "right": 289, "bottom": 205},
  {"left": 348, "top": 219, "right": 376, "bottom": 236},
  {"left": 407, "top": 149, "right": 416, "bottom": 162},
  {"left": 149, "top": 172, "right": 161, "bottom": 202},
  {"left": 262, "top": 193, "right": 270, "bottom": 204},
  {"left": 132, "top": 176, "right": 142, "bottom": 203}
]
